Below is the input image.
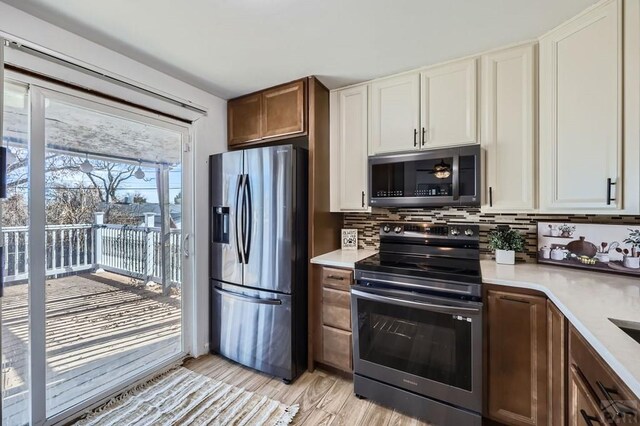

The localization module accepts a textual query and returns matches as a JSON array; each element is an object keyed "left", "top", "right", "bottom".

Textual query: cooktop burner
[
  {"left": 355, "top": 222, "right": 482, "bottom": 286},
  {"left": 356, "top": 254, "right": 482, "bottom": 284}
]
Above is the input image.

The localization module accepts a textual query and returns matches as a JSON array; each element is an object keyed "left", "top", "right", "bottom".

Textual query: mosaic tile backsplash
[{"left": 343, "top": 207, "right": 640, "bottom": 262}]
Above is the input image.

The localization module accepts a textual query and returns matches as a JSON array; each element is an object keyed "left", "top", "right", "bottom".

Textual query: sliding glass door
[
  {"left": 1, "top": 80, "right": 31, "bottom": 426},
  {"left": 2, "top": 77, "right": 191, "bottom": 425}
]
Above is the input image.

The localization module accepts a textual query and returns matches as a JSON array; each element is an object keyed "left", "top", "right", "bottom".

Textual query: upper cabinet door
[
  {"left": 369, "top": 74, "right": 420, "bottom": 155},
  {"left": 261, "top": 80, "right": 306, "bottom": 139},
  {"left": 420, "top": 58, "right": 477, "bottom": 148},
  {"left": 228, "top": 93, "right": 262, "bottom": 146},
  {"left": 481, "top": 44, "right": 536, "bottom": 212},
  {"left": 539, "top": 0, "right": 622, "bottom": 211},
  {"left": 332, "top": 86, "right": 369, "bottom": 211}
]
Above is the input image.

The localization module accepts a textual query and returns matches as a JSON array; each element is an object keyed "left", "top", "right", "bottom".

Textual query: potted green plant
[{"left": 488, "top": 226, "right": 525, "bottom": 265}]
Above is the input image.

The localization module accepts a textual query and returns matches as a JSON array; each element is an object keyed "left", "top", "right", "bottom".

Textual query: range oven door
[{"left": 351, "top": 285, "right": 482, "bottom": 412}]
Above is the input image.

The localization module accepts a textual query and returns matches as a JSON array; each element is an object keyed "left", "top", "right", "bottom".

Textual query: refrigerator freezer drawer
[{"left": 210, "top": 281, "right": 293, "bottom": 380}]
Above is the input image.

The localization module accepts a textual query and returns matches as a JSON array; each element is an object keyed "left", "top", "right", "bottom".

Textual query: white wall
[{"left": 0, "top": 1, "right": 226, "bottom": 356}]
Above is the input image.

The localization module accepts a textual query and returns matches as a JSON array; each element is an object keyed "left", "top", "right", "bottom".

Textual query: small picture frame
[{"left": 341, "top": 229, "right": 358, "bottom": 250}]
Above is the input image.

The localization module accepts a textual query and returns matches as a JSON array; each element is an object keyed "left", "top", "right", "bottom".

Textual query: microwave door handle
[
  {"left": 452, "top": 155, "right": 460, "bottom": 201},
  {"left": 351, "top": 288, "right": 480, "bottom": 315}
]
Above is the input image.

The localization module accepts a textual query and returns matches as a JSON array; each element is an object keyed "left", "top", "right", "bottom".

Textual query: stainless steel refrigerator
[{"left": 209, "top": 145, "right": 307, "bottom": 382}]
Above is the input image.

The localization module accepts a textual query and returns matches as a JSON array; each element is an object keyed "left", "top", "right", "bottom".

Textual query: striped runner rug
[{"left": 74, "top": 367, "right": 299, "bottom": 426}]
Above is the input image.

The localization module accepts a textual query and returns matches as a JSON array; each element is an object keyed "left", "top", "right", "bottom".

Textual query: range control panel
[{"left": 379, "top": 222, "right": 480, "bottom": 241}]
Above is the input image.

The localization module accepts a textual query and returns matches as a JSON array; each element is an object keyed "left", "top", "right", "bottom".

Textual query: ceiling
[{"left": 2, "top": 0, "right": 598, "bottom": 99}]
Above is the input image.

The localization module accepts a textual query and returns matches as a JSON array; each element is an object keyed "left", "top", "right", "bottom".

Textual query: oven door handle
[
  {"left": 356, "top": 274, "right": 471, "bottom": 295},
  {"left": 351, "top": 288, "right": 481, "bottom": 315}
]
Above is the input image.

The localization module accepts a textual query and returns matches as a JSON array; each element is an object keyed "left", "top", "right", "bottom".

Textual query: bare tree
[
  {"left": 81, "top": 160, "right": 137, "bottom": 203},
  {"left": 46, "top": 185, "right": 101, "bottom": 225},
  {"left": 2, "top": 194, "right": 29, "bottom": 227},
  {"left": 132, "top": 192, "right": 147, "bottom": 204}
]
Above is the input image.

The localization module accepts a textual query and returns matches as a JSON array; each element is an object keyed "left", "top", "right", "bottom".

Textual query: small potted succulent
[
  {"left": 488, "top": 226, "right": 525, "bottom": 265},
  {"left": 622, "top": 229, "right": 640, "bottom": 269}
]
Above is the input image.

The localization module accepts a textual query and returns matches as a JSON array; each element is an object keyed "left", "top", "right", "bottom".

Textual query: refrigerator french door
[{"left": 209, "top": 145, "right": 307, "bottom": 382}]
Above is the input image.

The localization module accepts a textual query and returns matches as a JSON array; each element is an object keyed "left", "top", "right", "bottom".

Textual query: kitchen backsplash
[{"left": 343, "top": 207, "right": 640, "bottom": 262}]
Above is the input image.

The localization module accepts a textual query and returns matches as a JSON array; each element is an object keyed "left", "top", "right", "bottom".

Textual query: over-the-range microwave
[{"left": 368, "top": 145, "right": 481, "bottom": 207}]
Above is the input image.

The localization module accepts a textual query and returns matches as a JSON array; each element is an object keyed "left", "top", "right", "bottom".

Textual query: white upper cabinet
[
  {"left": 420, "top": 58, "right": 478, "bottom": 148},
  {"left": 330, "top": 85, "right": 370, "bottom": 212},
  {"left": 481, "top": 43, "right": 536, "bottom": 212},
  {"left": 369, "top": 74, "right": 420, "bottom": 155},
  {"left": 539, "top": 0, "right": 622, "bottom": 212}
]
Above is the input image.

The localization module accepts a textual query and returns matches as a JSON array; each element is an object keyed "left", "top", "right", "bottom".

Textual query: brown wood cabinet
[
  {"left": 486, "top": 288, "right": 549, "bottom": 426},
  {"left": 227, "top": 93, "right": 262, "bottom": 146},
  {"left": 547, "top": 300, "right": 567, "bottom": 425},
  {"left": 569, "top": 325, "right": 639, "bottom": 425},
  {"left": 568, "top": 364, "right": 609, "bottom": 426},
  {"left": 486, "top": 285, "right": 639, "bottom": 426},
  {"left": 227, "top": 79, "right": 306, "bottom": 148},
  {"left": 316, "top": 265, "right": 354, "bottom": 373}
]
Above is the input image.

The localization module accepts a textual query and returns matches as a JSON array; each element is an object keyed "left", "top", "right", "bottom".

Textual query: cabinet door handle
[
  {"left": 413, "top": 129, "right": 418, "bottom": 147},
  {"left": 606, "top": 178, "right": 617, "bottom": 205},
  {"left": 489, "top": 187, "right": 493, "bottom": 207},
  {"left": 422, "top": 127, "right": 426, "bottom": 146},
  {"left": 327, "top": 275, "right": 345, "bottom": 281},
  {"left": 361, "top": 190, "right": 365, "bottom": 208},
  {"left": 500, "top": 296, "right": 529, "bottom": 304},
  {"left": 580, "top": 409, "right": 602, "bottom": 425},
  {"left": 596, "top": 381, "right": 637, "bottom": 418}
]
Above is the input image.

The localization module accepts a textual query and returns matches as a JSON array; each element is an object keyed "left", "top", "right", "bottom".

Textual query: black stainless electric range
[{"left": 352, "top": 223, "right": 483, "bottom": 426}]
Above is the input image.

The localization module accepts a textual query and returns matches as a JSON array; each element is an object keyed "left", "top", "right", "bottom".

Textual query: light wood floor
[
  {"left": 184, "top": 354, "right": 431, "bottom": 426},
  {"left": 2, "top": 272, "right": 181, "bottom": 425}
]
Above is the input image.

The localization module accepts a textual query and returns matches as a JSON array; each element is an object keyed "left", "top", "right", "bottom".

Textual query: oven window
[
  {"left": 356, "top": 297, "right": 472, "bottom": 391},
  {"left": 371, "top": 156, "right": 454, "bottom": 198}
]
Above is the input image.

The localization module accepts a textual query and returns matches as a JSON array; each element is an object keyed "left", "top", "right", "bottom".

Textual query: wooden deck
[
  {"left": 184, "top": 355, "right": 431, "bottom": 426},
  {"left": 2, "top": 272, "right": 181, "bottom": 424}
]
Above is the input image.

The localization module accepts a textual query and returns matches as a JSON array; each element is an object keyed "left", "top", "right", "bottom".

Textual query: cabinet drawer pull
[
  {"left": 606, "top": 178, "right": 617, "bottom": 205},
  {"left": 596, "top": 381, "right": 637, "bottom": 418},
  {"left": 361, "top": 190, "right": 365, "bottom": 208},
  {"left": 422, "top": 127, "right": 426, "bottom": 146},
  {"left": 327, "top": 275, "right": 345, "bottom": 281},
  {"left": 580, "top": 409, "right": 602, "bottom": 425},
  {"left": 489, "top": 186, "right": 493, "bottom": 207},
  {"left": 500, "top": 296, "right": 529, "bottom": 304},
  {"left": 413, "top": 129, "right": 418, "bottom": 147}
]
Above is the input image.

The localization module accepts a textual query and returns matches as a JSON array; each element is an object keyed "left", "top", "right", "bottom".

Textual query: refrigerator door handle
[
  {"left": 243, "top": 174, "right": 252, "bottom": 263},
  {"left": 213, "top": 286, "right": 282, "bottom": 305},
  {"left": 235, "top": 174, "right": 245, "bottom": 264},
  {"left": 240, "top": 174, "right": 247, "bottom": 264}
]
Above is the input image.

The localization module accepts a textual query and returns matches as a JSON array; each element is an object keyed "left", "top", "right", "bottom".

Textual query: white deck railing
[
  {"left": 2, "top": 220, "right": 181, "bottom": 286},
  {"left": 98, "top": 224, "right": 181, "bottom": 286}
]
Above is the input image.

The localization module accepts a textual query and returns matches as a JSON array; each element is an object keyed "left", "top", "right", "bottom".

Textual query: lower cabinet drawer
[
  {"left": 321, "top": 267, "right": 353, "bottom": 291},
  {"left": 569, "top": 326, "right": 640, "bottom": 424},
  {"left": 322, "top": 287, "right": 351, "bottom": 331},
  {"left": 568, "top": 364, "right": 609, "bottom": 426},
  {"left": 322, "top": 325, "right": 352, "bottom": 372}
]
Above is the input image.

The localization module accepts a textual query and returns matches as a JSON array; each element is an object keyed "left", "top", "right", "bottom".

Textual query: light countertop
[
  {"left": 310, "top": 249, "right": 378, "bottom": 269},
  {"left": 482, "top": 260, "right": 640, "bottom": 399}
]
